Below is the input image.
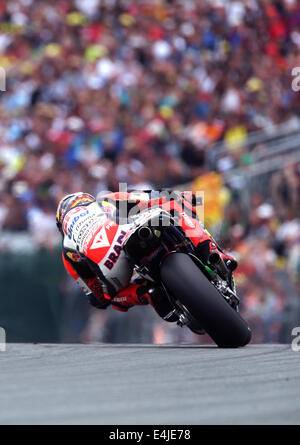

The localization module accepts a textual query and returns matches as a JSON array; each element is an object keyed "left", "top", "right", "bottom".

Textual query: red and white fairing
[{"left": 63, "top": 201, "right": 133, "bottom": 292}]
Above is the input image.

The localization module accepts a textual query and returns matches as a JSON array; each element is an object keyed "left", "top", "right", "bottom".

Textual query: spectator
[{"left": 1, "top": 0, "right": 300, "bottom": 344}]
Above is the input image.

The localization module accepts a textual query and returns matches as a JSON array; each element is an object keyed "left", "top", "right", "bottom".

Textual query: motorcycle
[{"left": 122, "top": 205, "right": 252, "bottom": 348}]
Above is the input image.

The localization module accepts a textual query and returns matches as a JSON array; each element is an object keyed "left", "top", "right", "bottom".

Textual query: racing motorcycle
[{"left": 123, "top": 205, "right": 252, "bottom": 348}]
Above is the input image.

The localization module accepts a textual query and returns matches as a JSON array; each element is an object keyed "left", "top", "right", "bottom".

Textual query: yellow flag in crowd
[{"left": 192, "top": 172, "right": 229, "bottom": 229}]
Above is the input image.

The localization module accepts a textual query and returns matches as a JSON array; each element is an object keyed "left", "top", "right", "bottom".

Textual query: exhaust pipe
[
  {"left": 138, "top": 226, "right": 153, "bottom": 241},
  {"left": 209, "top": 252, "right": 228, "bottom": 278}
]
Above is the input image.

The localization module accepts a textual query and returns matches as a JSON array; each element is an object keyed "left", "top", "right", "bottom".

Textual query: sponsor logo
[
  {"left": 90, "top": 226, "right": 110, "bottom": 249},
  {"left": 67, "top": 209, "right": 89, "bottom": 239},
  {"left": 104, "top": 230, "right": 127, "bottom": 270},
  {"left": 66, "top": 252, "right": 82, "bottom": 262},
  {"left": 112, "top": 296, "right": 127, "bottom": 303},
  {"left": 75, "top": 216, "right": 100, "bottom": 247},
  {"left": 82, "top": 214, "right": 108, "bottom": 254},
  {"left": 63, "top": 207, "right": 88, "bottom": 236}
]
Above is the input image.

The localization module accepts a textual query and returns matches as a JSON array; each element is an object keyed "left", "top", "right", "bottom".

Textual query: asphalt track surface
[{"left": 0, "top": 343, "right": 299, "bottom": 424}]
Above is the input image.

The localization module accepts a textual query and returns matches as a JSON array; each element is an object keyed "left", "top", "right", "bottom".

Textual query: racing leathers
[{"left": 60, "top": 191, "right": 237, "bottom": 320}]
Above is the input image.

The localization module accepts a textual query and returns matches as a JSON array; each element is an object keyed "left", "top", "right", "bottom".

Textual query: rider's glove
[{"left": 87, "top": 293, "right": 111, "bottom": 310}]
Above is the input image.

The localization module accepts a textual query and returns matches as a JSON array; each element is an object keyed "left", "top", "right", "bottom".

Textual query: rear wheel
[{"left": 160, "top": 253, "right": 251, "bottom": 347}]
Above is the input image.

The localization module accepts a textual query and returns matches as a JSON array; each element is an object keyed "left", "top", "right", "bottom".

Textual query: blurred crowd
[
  {"left": 0, "top": 0, "right": 300, "bottom": 343},
  {"left": 220, "top": 162, "right": 300, "bottom": 343}
]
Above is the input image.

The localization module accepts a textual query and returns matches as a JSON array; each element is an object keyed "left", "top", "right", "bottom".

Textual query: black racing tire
[{"left": 160, "top": 253, "right": 251, "bottom": 347}]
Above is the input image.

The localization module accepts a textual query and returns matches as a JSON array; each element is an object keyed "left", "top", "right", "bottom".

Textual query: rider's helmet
[{"left": 56, "top": 192, "right": 96, "bottom": 235}]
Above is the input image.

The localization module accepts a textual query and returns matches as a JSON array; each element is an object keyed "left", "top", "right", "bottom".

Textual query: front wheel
[{"left": 160, "top": 253, "right": 251, "bottom": 347}]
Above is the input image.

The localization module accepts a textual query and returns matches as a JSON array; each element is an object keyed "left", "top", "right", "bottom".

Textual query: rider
[{"left": 56, "top": 191, "right": 237, "bottom": 322}]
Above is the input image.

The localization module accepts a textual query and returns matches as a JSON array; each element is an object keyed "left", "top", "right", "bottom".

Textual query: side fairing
[{"left": 84, "top": 221, "right": 133, "bottom": 292}]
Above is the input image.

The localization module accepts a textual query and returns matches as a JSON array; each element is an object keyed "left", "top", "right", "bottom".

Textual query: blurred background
[{"left": 0, "top": 0, "right": 300, "bottom": 345}]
